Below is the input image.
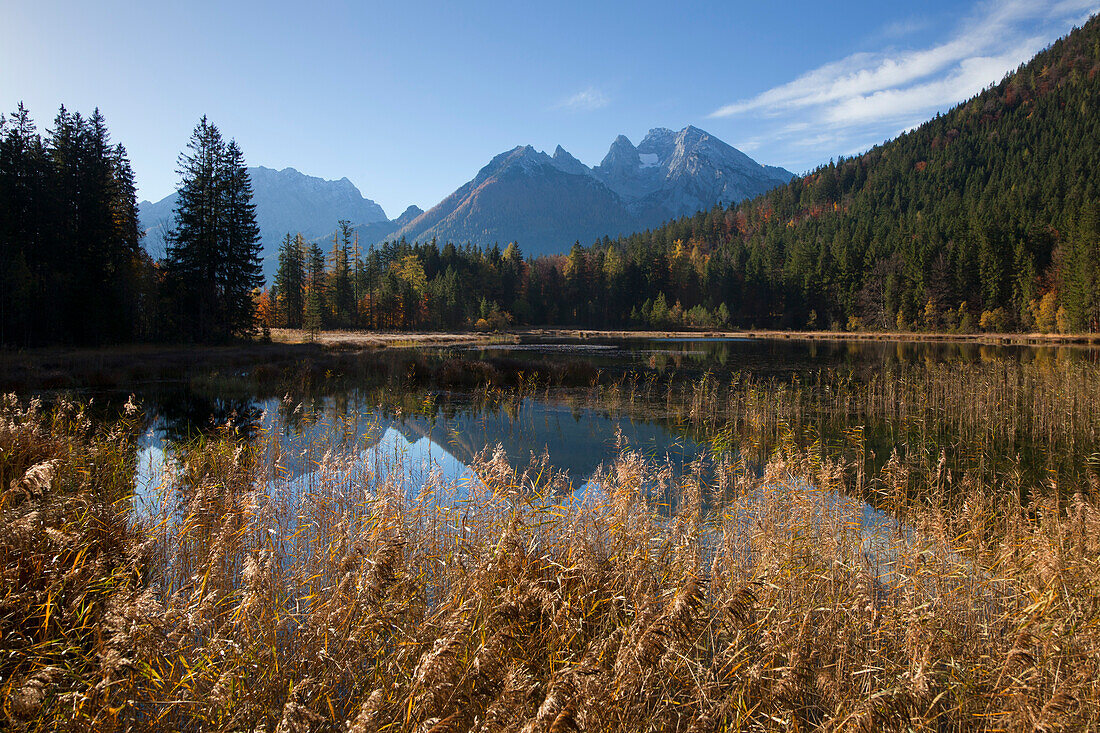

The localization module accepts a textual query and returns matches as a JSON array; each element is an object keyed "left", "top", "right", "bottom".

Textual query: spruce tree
[
  {"left": 303, "top": 241, "right": 326, "bottom": 334},
  {"left": 0, "top": 104, "right": 46, "bottom": 345},
  {"left": 328, "top": 220, "right": 354, "bottom": 327},
  {"left": 165, "top": 117, "right": 262, "bottom": 340},
  {"left": 221, "top": 139, "right": 263, "bottom": 336},
  {"left": 166, "top": 116, "right": 224, "bottom": 339},
  {"left": 1, "top": 104, "right": 147, "bottom": 345},
  {"left": 274, "top": 232, "right": 305, "bottom": 328}
]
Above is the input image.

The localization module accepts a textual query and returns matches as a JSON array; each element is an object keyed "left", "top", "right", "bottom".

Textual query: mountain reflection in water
[{"left": 134, "top": 396, "right": 703, "bottom": 510}]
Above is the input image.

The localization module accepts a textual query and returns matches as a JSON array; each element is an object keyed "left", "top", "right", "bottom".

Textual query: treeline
[
  {"left": 0, "top": 108, "right": 261, "bottom": 346},
  {"left": 0, "top": 105, "right": 153, "bottom": 345},
  {"left": 264, "top": 15, "right": 1100, "bottom": 335},
  {"left": 264, "top": 231, "right": 526, "bottom": 331},
  {"left": 258, "top": 229, "right": 754, "bottom": 333}
]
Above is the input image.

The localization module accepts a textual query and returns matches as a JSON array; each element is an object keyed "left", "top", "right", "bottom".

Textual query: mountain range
[
  {"left": 138, "top": 166, "right": 395, "bottom": 283},
  {"left": 390, "top": 126, "right": 793, "bottom": 255},
  {"left": 138, "top": 126, "right": 792, "bottom": 282}
]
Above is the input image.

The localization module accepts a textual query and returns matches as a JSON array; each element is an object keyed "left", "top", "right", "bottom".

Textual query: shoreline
[
  {"left": 271, "top": 326, "right": 1100, "bottom": 348},
  {"left": 3, "top": 326, "right": 1097, "bottom": 392}
]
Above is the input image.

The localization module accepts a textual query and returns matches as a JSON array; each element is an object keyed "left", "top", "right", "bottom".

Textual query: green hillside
[{"left": 552, "top": 14, "right": 1100, "bottom": 332}]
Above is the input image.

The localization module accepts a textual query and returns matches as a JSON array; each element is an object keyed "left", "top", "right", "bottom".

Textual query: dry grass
[
  {"left": 529, "top": 328, "right": 1100, "bottom": 347},
  {"left": 3, "top": 393, "right": 1100, "bottom": 731},
  {"left": 268, "top": 328, "right": 519, "bottom": 348},
  {"left": 579, "top": 353, "right": 1100, "bottom": 497}
]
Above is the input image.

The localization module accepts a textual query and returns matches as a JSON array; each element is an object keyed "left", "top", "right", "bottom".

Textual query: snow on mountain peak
[{"left": 638, "top": 127, "right": 676, "bottom": 158}]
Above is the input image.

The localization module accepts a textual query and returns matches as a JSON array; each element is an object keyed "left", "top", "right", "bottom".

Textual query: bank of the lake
[
  {"left": 267, "top": 327, "right": 1100, "bottom": 348},
  {"left": 5, "top": 327, "right": 1099, "bottom": 392}
]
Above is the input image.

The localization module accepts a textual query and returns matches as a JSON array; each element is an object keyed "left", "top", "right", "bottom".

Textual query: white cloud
[
  {"left": 879, "top": 16, "right": 933, "bottom": 39},
  {"left": 822, "top": 44, "right": 1043, "bottom": 125},
  {"left": 707, "top": 0, "right": 1100, "bottom": 167},
  {"left": 556, "top": 86, "right": 609, "bottom": 112}
]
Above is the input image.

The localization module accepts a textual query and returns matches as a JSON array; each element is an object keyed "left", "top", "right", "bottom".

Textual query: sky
[{"left": 2, "top": 0, "right": 1097, "bottom": 217}]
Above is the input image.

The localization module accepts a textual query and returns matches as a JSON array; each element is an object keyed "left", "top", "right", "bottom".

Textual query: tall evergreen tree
[
  {"left": 327, "top": 220, "right": 355, "bottom": 327},
  {"left": 165, "top": 116, "right": 224, "bottom": 339},
  {"left": 304, "top": 241, "right": 326, "bottom": 334},
  {"left": 274, "top": 232, "right": 305, "bottom": 328},
  {"left": 165, "top": 117, "right": 261, "bottom": 340},
  {"left": 222, "top": 139, "right": 263, "bottom": 336},
  {"left": 0, "top": 104, "right": 45, "bottom": 345}
]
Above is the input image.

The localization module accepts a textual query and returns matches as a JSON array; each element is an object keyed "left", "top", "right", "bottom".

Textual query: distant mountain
[
  {"left": 333, "top": 205, "right": 425, "bottom": 251},
  {"left": 139, "top": 129, "right": 793, "bottom": 275},
  {"left": 139, "top": 166, "right": 392, "bottom": 283},
  {"left": 391, "top": 146, "right": 637, "bottom": 254},
  {"left": 594, "top": 126, "right": 795, "bottom": 227},
  {"left": 392, "top": 126, "right": 793, "bottom": 256}
]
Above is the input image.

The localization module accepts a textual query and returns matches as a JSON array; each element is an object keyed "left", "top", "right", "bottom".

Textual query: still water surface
[{"left": 123, "top": 335, "right": 1099, "bottom": 506}]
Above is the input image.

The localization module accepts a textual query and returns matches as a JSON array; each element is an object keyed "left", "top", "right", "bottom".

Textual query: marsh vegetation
[{"left": 3, "top": 337, "right": 1100, "bottom": 731}]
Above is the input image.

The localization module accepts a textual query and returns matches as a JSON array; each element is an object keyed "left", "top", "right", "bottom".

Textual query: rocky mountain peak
[
  {"left": 551, "top": 145, "right": 590, "bottom": 176},
  {"left": 140, "top": 166, "right": 390, "bottom": 284},
  {"left": 638, "top": 127, "right": 676, "bottom": 158},
  {"left": 599, "top": 135, "right": 640, "bottom": 169},
  {"left": 394, "top": 205, "right": 424, "bottom": 228}
]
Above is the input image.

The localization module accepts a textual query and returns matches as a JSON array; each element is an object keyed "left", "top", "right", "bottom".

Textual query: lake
[{"left": 115, "top": 335, "right": 1100, "bottom": 509}]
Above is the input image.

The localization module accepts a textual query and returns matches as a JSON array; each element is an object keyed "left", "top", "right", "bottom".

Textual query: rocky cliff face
[{"left": 595, "top": 126, "right": 795, "bottom": 226}]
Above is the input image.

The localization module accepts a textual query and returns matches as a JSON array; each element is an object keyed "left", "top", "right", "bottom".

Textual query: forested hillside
[{"left": 552, "top": 14, "right": 1100, "bottom": 332}]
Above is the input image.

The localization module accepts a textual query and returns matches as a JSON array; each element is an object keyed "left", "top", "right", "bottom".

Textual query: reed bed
[
  {"left": 3, "top": 393, "right": 1100, "bottom": 731},
  {"left": 569, "top": 353, "right": 1100, "bottom": 499}
]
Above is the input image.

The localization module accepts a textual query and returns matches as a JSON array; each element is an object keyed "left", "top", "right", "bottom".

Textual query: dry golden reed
[{"left": 2, "top": 391, "right": 1099, "bottom": 731}]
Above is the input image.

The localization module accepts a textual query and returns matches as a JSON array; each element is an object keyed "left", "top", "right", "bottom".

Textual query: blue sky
[{"left": 2, "top": 0, "right": 1097, "bottom": 217}]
